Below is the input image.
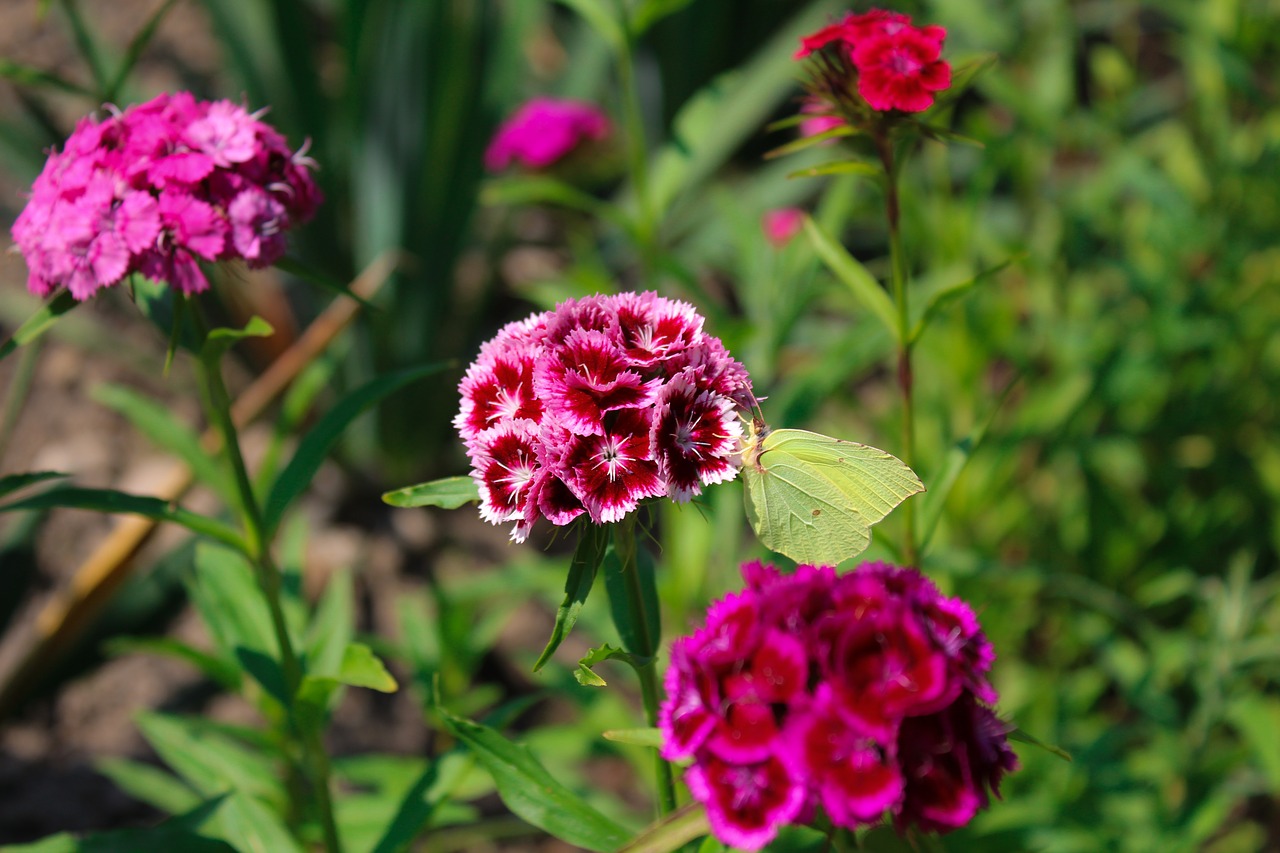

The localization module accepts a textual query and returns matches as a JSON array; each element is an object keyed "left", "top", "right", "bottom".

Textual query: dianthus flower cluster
[
  {"left": 456, "top": 293, "right": 753, "bottom": 540},
  {"left": 660, "top": 561, "right": 1017, "bottom": 850},
  {"left": 484, "top": 97, "right": 612, "bottom": 172},
  {"left": 11, "top": 91, "right": 320, "bottom": 301},
  {"left": 796, "top": 9, "right": 951, "bottom": 114}
]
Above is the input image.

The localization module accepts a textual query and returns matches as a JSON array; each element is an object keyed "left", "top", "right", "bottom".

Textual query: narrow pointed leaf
[
  {"left": 96, "top": 757, "right": 202, "bottom": 816},
  {"left": 803, "top": 216, "right": 900, "bottom": 343},
  {"left": 575, "top": 643, "right": 648, "bottom": 687},
  {"left": 0, "top": 486, "right": 244, "bottom": 549},
  {"left": 0, "top": 471, "right": 68, "bottom": 500},
  {"left": 0, "top": 58, "right": 95, "bottom": 96},
  {"left": 618, "top": 804, "right": 713, "bottom": 853},
  {"left": 1009, "top": 725, "right": 1072, "bottom": 762},
  {"left": 533, "top": 524, "right": 608, "bottom": 672},
  {"left": 0, "top": 290, "right": 79, "bottom": 363},
  {"left": 764, "top": 124, "right": 855, "bottom": 159},
  {"left": 551, "top": 0, "right": 624, "bottom": 52},
  {"left": 274, "top": 256, "right": 381, "bottom": 313},
  {"left": 787, "top": 160, "right": 880, "bottom": 180},
  {"left": 200, "top": 316, "right": 274, "bottom": 363},
  {"left": 601, "top": 728, "right": 663, "bottom": 748},
  {"left": 92, "top": 383, "right": 230, "bottom": 500},
  {"left": 105, "top": 0, "right": 180, "bottom": 101},
  {"left": 382, "top": 475, "right": 479, "bottom": 509},
  {"left": 909, "top": 256, "right": 1018, "bottom": 343},
  {"left": 263, "top": 362, "right": 448, "bottom": 532},
  {"left": 106, "top": 636, "right": 241, "bottom": 689},
  {"left": 440, "top": 710, "right": 633, "bottom": 851}
]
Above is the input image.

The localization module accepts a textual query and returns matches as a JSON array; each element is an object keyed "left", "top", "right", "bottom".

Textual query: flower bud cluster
[
  {"left": 660, "top": 561, "right": 1016, "bottom": 849},
  {"left": 456, "top": 293, "right": 753, "bottom": 540},
  {"left": 11, "top": 92, "right": 321, "bottom": 300}
]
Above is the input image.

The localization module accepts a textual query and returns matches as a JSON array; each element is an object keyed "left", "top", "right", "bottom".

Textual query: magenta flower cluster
[
  {"left": 484, "top": 97, "right": 611, "bottom": 172},
  {"left": 455, "top": 293, "right": 752, "bottom": 541},
  {"left": 11, "top": 92, "right": 321, "bottom": 301},
  {"left": 660, "top": 561, "right": 1016, "bottom": 850}
]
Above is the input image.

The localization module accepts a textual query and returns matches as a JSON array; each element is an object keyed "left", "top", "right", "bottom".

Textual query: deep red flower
[
  {"left": 650, "top": 372, "right": 743, "bottom": 501},
  {"left": 686, "top": 752, "right": 807, "bottom": 851},
  {"left": 852, "top": 25, "right": 952, "bottom": 113},
  {"left": 534, "top": 328, "right": 657, "bottom": 437},
  {"left": 468, "top": 419, "right": 542, "bottom": 527}
]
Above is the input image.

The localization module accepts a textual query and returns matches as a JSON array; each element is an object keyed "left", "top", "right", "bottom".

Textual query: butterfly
[{"left": 741, "top": 417, "right": 924, "bottom": 565}]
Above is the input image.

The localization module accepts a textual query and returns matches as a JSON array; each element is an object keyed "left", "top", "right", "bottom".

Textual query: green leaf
[
  {"left": 764, "top": 124, "right": 855, "bottom": 159},
  {"left": 0, "top": 486, "right": 245, "bottom": 550},
  {"left": 262, "top": 362, "right": 447, "bottom": 533},
  {"left": 574, "top": 643, "right": 648, "bottom": 687},
  {"left": 803, "top": 216, "right": 900, "bottom": 343},
  {"left": 305, "top": 569, "right": 354, "bottom": 679},
  {"left": 106, "top": 636, "right": 241, "bottom": 690},
  {"left": 915, "top": 123, "right": 985, "bottom": 148},
  {"left": 213, "top": 791, "right": 304, "bottom": 853},
  {"left": 481, "top": 176, "right": 624, "bottom": 225},
  {"left": 105, "top": 0, "right": 180, "bottom": 101},
  {"left": 551, "top": 0, "right": 624, "bottom": 52},
  {"left": 136, "top": 713, "right": 286, "bottom": 803},
  {"left": 96, "top": 757, "right": 202, "bottom": 816},
  {"left": 1227, "top": 696, "right": 1280, "bottom": 790},
  {"left": 742, "top": 422, "right": 925, "bottom": 565},
  {"left": 632, "top": 0, "right": 697, "bottom": 34},
  {"left": 1008, "top": 725, "right": 1072, "bottom": 762},
  {"left": 908, "top": 256, "right": 1018, "bottom": 343},
  {"left": 200, "top": 316, "right": 275, "bottom": 364},
  {"left": 1, "top": 798, "right": 237, "bottom": 852},
  {"left": 382, "top": 475, "right": 480, "bottom": 510},
  {"left": 618, "top": 804, "right": 713, "bottom": 853},
  {"left": 92, "top": 383, "right": 230, "bottom": 500},
  {"left": 533, "top": 524, "right": 608, "bottom": 672},
  {"left": 0, "top": 471, "right": 68, "bottom": 499},
  {"left": 787, "top": 160, "right": 881, "bottom": 180},
  {"left": 0, "top": 58, "right": 95, "bottom": 96},
  {"left": 0, "top": 290, "right": 80, "bottom": 364},
  {"left": 601, "top": 728, "right": 663, "bottom": 749},
  {"left": 917, "top": 376, "right": 1017, "bottom": 558},
  {"left": 335, "top": 642, "right": 399, "bottom": 691},
  {"left": 188, "top": 544, "right": 280, "bottom": 669},
  {"left": 439, "top": 710, "right": 633, "bottom": 851},
  {"left": 274, "top": 256, "right": 381, "bottom": 313}
]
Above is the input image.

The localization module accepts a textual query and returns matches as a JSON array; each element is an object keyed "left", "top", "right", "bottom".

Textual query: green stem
[
  {"left": 615, "top": 7, "right": 658, "bottom": 284},
  {"left": 878, "top": 134, "right": 919, "bottom": 568},
  {"left": 193, "top": 310, "right": 343, "bottom": 853},
  {"left": 612, "top": 518, "right": 677, "bottom": 816}
]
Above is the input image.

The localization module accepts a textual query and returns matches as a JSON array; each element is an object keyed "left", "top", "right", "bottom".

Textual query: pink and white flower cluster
[
  {"left": 660, "top": 561, "right": 1017, "bottom": 850},
  {"left": 11, "top": 92, "right": 321, "bottom": 300},
  {"left": 484, "top": 97, "right": 611, "bottom": 172},
  {"left": 456, "top": 293, "right": 752, "bottom": 540},
  {"left": 796, "top": 9, "right": 952, "bottom": 114}
]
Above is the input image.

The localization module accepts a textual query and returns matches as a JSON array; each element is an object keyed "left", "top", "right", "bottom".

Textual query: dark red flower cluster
[
  {"left": 455, "top": 293, "right": 753, "bottom": 540},
  {"left": 660, "top": 561, "right": 1016, "bottom": 850},
  {"left": 11, "top": 92, "right": 321, "bottom": 300},
  {"left": 796, "top": 9, "right": 951, "bottom": 114}
]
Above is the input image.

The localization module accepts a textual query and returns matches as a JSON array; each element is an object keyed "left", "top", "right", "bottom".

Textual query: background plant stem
[
  {"left": 193, "top": 308, "right": 343, "bottom": 853},
  {"left": 616, "top": 10, "right": 659, "bottom": 285}
]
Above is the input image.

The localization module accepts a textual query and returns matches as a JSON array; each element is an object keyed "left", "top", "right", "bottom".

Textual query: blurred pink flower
[
  {"left": 11, "top": 92, "right": 321, "bottom": 300},
  {"left": 762, "top": 208, "right": 805, "bottom": 248},
  {"left": 484, "top": 97, "right": 611, "bottom": 171}
]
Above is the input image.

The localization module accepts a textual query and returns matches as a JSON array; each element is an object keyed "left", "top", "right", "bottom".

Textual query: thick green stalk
[
  {"left": 878, "top": 134, "right": 919, "bottom": 568},
  {"left": 612, "top": 518, "right": 677, "bottom": 816},
  {"left": 194, "top": 321, "right": 343, "bottom": 853}
]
